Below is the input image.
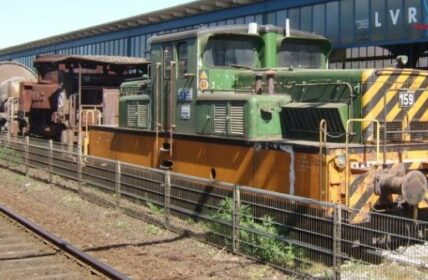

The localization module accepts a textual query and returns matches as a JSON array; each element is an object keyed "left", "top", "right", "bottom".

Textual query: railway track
[{"left": 0, "top": 204, "right": 130, "bottom": 280}]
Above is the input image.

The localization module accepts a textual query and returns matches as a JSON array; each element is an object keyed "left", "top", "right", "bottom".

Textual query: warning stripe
[
  {"left": 405, "top": 87, "right": 428, "bottom": 121},
  {"left": 362, "top": 74, "right": 403, "bottom": 115},
  {"left": 362, "top": 70, "right": 428, "bottom": 137},
  {"left": 364, "top": 72, "right": 414, "bottom": 127},
  {"left": 361, "top": 72, "right": 392, "bottom": 109},
  {"left": 402, "top": 82, "right": 428, "bottom": 141},
  {"left": 351, "top": 188, "right": 376, "bottom": 212},
  {"left": 414, "top": 97, "right": 428, "bottom": 120},
  {"left": 361, "top": 71, "right": 413, "bottom": 130},
  {"left": 361, "top": 69, "right": 375, "bottom": 84},
  {"left": 349, "top": 168, "right": 377, "bottom": 210},
  {"left": 361, "top": 71, "right": 396, "bottom": 132},
  {"left": 408, "top": 161, "right": 421, "bottom": 170},
  {"left": 384, "top": 74, "right": 425, "bottom": 122},
  {"left": 386, "top": 76, "right": 426, "bottom": 121},
  {"left": 421, "top": 106, "right": 428, "bottom": 121}
]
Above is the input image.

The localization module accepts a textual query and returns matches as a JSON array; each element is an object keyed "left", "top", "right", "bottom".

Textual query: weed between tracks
[
  {"left": 146, "top": 224, "right": 162, "bottom": 235},
  {"left": 0, "top": 146, "right": 22, "bottom": 166},
  {"left": 247, "top": 266, "right": 270, "bottom": 280},
  {"left": 108, "top": 219, "right": 129, "bottom": 229},
  {"left": 146, "top": 201, "right": 165, "bottom": 215},
  {"left": 61, "top": 194, "right": 85, "bottom": 212}
]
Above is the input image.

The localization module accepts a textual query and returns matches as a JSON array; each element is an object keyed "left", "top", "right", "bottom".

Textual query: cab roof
[{"left": 149, "top": 24, "right": 327, "bottom": 44}]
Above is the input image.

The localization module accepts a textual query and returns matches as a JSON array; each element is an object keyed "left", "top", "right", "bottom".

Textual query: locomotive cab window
[
  {"left": 203, "top": 36, "right": 258, "bottom": 68},
  {"left": 163, "top": 44, "right": 173, "bottom": 79},
  {"left": 177, "top": 42, "right": 188, "bottom": 77},
  {"left": 278, "top": 41, "right": 323, "bottom": 69}
]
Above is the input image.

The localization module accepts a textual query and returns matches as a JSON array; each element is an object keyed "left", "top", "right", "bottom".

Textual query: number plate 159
[{"left": 398, "top": 91, "right": 415, "bottom": 108}]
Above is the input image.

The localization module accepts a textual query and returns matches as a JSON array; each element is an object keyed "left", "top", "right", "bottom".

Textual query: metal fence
[{"left": 0, "top": 134, "right": 427, "bottom": 280}]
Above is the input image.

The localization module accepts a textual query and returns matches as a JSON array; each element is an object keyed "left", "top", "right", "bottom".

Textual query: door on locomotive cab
[
  {"left": 161, "top": 40, "right": 196, "bottom": 134},
  {"left": 174, "top": 40, "right": 196, "bottom": 134},
  {"left": 161, "top": 44, "right": 174, "bottom": 132}
]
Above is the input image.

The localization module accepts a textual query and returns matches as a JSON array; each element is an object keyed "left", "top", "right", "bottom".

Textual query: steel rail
[{"left": 0, "top": 203, "right": 131, "bottom": 280}]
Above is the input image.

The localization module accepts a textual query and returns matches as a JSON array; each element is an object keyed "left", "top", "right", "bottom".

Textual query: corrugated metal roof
[
  {"left": 0, "top": 0, "right": 262, "bottom": 56},
  {"left": 34, "top": 55, "right": 149, "bottom": 66}
]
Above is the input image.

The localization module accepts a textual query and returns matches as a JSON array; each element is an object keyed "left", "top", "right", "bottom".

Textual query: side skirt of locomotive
[{"left": 88, "top": 126, "right": 428, "bottom": 222}]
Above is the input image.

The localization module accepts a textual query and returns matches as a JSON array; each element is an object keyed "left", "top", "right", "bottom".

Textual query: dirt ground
[{"left": 0, "top": 168, "right": 292, "bottom": 280}]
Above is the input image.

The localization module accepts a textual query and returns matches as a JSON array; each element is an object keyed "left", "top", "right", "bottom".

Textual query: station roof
[
  {"left": 0, "top": 0, "right": 262, "bottom": 56},
  {"left": 34, "top": 55, "right": 149, "bottom": 66}
]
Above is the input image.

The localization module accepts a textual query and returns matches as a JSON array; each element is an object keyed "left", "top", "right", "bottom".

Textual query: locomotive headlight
[{"left": 334, "top": 151, "right": 346, "bottom": 170}]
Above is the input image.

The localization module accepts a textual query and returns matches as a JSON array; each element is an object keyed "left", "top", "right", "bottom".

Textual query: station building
[{"left": 1, "top": 0, "right": 428, "bottom": 70}]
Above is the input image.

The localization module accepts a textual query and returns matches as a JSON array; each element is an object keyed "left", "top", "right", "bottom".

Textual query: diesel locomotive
[{"left": 87, "top": 24, "right": 428, "bottom": 222}]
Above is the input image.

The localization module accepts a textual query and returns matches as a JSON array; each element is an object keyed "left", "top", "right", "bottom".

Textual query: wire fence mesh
[
  {"left": 120, "top": 162, "right": 165, "bottom": 207},
  {"left": 0, "top": 134, "right": 426, "bottom": 279}
]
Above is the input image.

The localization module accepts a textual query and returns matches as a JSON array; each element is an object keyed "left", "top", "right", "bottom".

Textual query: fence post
[
  {"left": 332, "top": 204, "right": 342, "bottom": 280},
  {"left": 115, "top": 160, "right": 121, "bottom": 211},
  {"left": 48, "top": 140, "right": 53, "bottom": 183},
  {"left": 5, "top": 133, "right": 11, "bottom": 169},
  {"left": 77, "top": 148, "right": 83, "bottom": 193},
  {"left": 24, "top": 136, "right": 29, "bottom": 176},
  {"left": 164, "top": 171, "right": 171, "bottom": 228},
  {"left": 232, "top": 185, "right": 241, "bottom": 254}
]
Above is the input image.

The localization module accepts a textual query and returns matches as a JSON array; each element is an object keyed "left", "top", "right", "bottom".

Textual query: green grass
[
  {"left": 0, "top": 146, "right": 22, "bottom": 166},
  {"left": 208, "top": 198, "right": 301, "bottom": 267},
  {"left": 146, "top": 201, "right": 165, "bottom": 214},
  {"left": 146, "top": 224, "right": 162, "bottom": 235}
]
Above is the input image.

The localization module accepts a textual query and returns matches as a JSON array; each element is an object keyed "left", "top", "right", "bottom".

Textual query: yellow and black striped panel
[
  {"left": 348, "top": 166, "right": 378, "bottom": 221},
  {"left": 361, "top": 69, "right": 428, "bottom": 142}
]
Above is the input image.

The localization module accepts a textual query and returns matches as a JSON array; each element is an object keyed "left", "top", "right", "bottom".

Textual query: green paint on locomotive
[
  {"left": 275, "top": 69, "right": 363, "bottom": 141},
  {"left": 119, "top": 77, "right": 151, "bottom": 128},
  {"left": 235, "top": 68, "right": 365, "bottom": 141},
  {"left": 118, "top": 24, "right": 414, "bottom": 144},
  {"left": 195, "top": 94, "right": 290, "bottom": 140},
  {"left": 119, "top": 25, "right": 296, "bottom": 141}
]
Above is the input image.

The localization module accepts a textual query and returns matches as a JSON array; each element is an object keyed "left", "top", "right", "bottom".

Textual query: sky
[{"left": 0, "top": 0, "right": 193, "bottom": 49}]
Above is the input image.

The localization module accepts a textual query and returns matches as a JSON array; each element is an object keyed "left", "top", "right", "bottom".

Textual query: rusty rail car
[{"left": 1, "top": 55, "right": 149, "bottom": 146}]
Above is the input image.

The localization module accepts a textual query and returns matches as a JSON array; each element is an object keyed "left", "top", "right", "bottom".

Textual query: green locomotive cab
[
  {"left": 119, "top": 24, "right": 341, "bottom": 142},
  {"left": 119, "top": 24, "right": 293, "bottom": 141}
]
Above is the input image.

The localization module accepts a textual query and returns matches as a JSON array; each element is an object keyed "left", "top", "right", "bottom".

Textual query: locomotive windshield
[
  {"left": 278, "top": 41, "right": 323, "bottom": 69},
  {"left": 203, "top": 36, "right": 257, "bottom": 68}
]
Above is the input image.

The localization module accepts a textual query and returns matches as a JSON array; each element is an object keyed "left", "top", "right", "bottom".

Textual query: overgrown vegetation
[
  {"left": 208, "top": 198, "right": 302, "bottom": 267},
  {"left": 146, "top": 201, "right": 165, "bottom": 214},
  {"left": 109, "top": 219, "right": 129, "bottom": 229},
  {"left": 0, "top": 146, "right": 22, "bottom": 166},
  {"left": 146, "top": 224, "right": 162, "bottom": 235}
]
